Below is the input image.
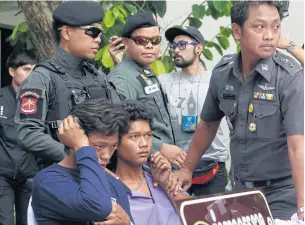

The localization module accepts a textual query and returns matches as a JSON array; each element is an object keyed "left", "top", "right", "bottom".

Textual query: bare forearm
[
  {"left": 288, "top": 148, "right": 304, "bottom": 208},
  {"left": 183, "top": 120, "right": 220, "bottom": 172},
  {"left": 287, "top": 135, "right": 304, "bottom": 209}
]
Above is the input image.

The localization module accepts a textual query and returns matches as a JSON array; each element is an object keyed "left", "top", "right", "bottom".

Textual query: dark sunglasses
[
  {"left": 170, "top": 40, "right": 198, "bottom": 50},
  {"left": 130, "top": 36, "right": 162, "bottom": 46},
  {"left": 79, "top": 26, "right": 103, "bottom": 39}
]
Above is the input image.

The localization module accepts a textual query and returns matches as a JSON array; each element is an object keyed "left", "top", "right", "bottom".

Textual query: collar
[
  {"left": 124, "top": 55, "right": 154, "bottom": 77},
  {"left": 8, "top": 84, "right": 16, "bottom": 100},
  {"left": 232, "top": 53, "right": 274, "bottom": 82},
  {"left": 54, "top": 47, "right": 85, "bottom": 77},
  {"left": 254, "top": 55, "right": 274, "bottom": 82}
]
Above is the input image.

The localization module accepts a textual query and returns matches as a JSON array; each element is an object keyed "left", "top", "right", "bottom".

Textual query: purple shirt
[{"left": 127, "top": 171, "right": 182, "bottom": 225}]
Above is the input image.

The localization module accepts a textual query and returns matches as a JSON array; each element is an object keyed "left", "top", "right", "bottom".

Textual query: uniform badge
[
  {"left": 258, "top": 83, "right": 275, "bottom": 91},
  {"left": 0, "top": 105, "right": 7, "bottom": 119},
  {"left": 248, "top": 122, "right": 256, "bottom": 132},
  {"left": 266, "top": 93, "right": 274, "bottom": 101},
  {"left": 253, "top": 92, "right": 260, "bottom": 99},
  {"left": 20, "top": 97, "right": 38, "bottom": 115},
  {"left": 143, "top": 69, "right": 151, "bottom": 75},
  {"left": 19, "top": 90, "right": 41, "bottom": 115},
  {"left": 182, "top": 115, "right": 197, "bottom": 132},
  {"left": 261, "top": 64, "right": 268, "bottom": 71},
  {"left": 225, "top": 84, "right": 234, "bottom": 91},
  {"left": 248, "top": 103, "right": 253, "bottom": 113}
]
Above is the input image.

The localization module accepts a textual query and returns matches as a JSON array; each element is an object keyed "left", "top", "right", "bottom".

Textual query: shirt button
[
  {"left": 239, "top": 140, "right": 245, "bottom": 144},
  {"left": 239, "top": 164, "right": 245, "bottom": 168},
  {"left": 243, "top": 89, "right": 248, "bottom": 93}
]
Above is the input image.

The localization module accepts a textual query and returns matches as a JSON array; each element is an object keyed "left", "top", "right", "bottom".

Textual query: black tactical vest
[{"left": 34, "top": 59, "right": 121, "bottom": 135}]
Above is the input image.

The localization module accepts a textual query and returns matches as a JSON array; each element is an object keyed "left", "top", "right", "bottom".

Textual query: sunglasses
[
  {"left": 170, "top": 40, "right": 198, "bottom": 50},
  {"left": 79, "top": 26, "right": 103, "bottom": 39},
  {"left": 130, "top": 36, "right": 162, "bottom": 46}
]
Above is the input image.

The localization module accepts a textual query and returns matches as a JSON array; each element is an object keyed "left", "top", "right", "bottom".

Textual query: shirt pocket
[
  {"left": 252, "top": 101, "right": 279, "bottom": 139},
  {"left": 138, "top": 93, "right": 169, "bottom": 126}
]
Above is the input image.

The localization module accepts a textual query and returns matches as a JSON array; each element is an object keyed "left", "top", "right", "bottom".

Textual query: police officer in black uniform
[
  {"left": 0, "top": 50, "right": 38, "bottom": 225},
  {"left": 15, "top": 1, "right": 119, "bottom": 166}
]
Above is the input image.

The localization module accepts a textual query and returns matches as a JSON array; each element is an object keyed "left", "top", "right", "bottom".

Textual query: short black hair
[
  {"left": 6, "top": 49, "right": 37, "bottom": 70},
  {"left": 70, "top": 98, "right": 128, "bottom": 137},
  {"left": 52, "top": 21, "right": 62, "bottom": 44},
  {"left": 119, "top": 101, "right": 153, "bottom": 143},
  {"left": 231, "top": 1, "right": 282, "bottom": 28}
]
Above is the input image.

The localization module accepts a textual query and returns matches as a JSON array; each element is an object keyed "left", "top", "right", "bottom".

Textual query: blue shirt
[{"left": 31, "top": 146, "right": 133, "bottom": 225}]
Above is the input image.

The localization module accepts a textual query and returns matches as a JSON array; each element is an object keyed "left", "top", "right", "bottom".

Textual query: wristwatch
[
  {"left": 287, "top": 40, "right": 296, "bottom": 53},
  {"left": 297, "top": 206, "right": 304, "bottom": 214}
]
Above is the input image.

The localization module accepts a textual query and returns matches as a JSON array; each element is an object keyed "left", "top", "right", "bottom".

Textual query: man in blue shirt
[{"left": 31, "top": 98, "right": 133, "bottom": 225}]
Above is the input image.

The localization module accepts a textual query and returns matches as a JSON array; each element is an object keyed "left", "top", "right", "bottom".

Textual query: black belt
[{"left": 236, "top": 176, "right": 292, "bottom": 188}]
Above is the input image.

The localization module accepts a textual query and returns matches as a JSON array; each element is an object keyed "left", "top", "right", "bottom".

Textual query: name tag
[
  {"left": 144, "top": 84, "right": 159, "bottom": 94},
  {"left": 182, "top": 115, "right": 197, "bottom": 132}
]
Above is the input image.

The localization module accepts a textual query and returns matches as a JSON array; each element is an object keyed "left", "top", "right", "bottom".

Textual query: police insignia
[
  {"left": 20, "top": 97, "right": 38, "bottom": 115},
  {"left": 18, "top": 89, "right": 44, "bottom": 119}
]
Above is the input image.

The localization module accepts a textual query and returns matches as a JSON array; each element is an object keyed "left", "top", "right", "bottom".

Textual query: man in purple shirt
[{"left": 113, "top": 101, "right": 190, "bottom": 225}]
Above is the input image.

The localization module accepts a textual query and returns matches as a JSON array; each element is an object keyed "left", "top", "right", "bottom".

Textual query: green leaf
[
  {"left": 117, "top": 13, "right": 126, "bottom": 24},
  {"left": 188, "top": 17, "right": 202, "bottom": 29},
  {"left": 204, "top": 40, "right": 213, "bottom": 48},
  {"left": 104, "top": 10, "right": 115, "bottom": 28},
  {"left": 213, "top": 0, "right": 229, "bottom": 12},
  {"left": 162, "top": 55, "right": 174, "bottom": 73},
  {"left": 152, "top": 1, "right": 166, "bottom": 18},
  {"left": 203, "top": 48, "right": 213, "bottom": 61},
  {"left": 117, "top": 5, "right": 127, "bottom": 17},
  {"left": 11, "top": 24, "right": 19, "bottom": 40},
  {"left": 101, "top": 45, "right": 114, "bottom": 68},
  {"left": 200, "top": 58, "right": 207, "bottom": 70},
  {"left": 217, "top": 35, "right": 230, "bottom": 50},
  {"left": 220, "top": 26, "right": 232, "bottom": 38},
  {"left": 95, "top": 48, "right": 104, "bottom": 61},
  {"left": 112, "top": 7, "right": 121, "bottom": 19},
  {"left": 18, "top": 22, "right": 27, "bottom": 33},
  {"left": 124, "top": 3, "right": 137, "bottom": 14},
  {"left": 192, "top": 4, "right": 205, "bottom": 18},
  {"left": 207, "top": 1, "right": 220, "bottom": 20},
  {"left": 212, "top": 42, "right": 223, "bottom": 55},
  {"left": 236, "top": 42, "right": 241, "bottom": 52},
  {"left": 150, "top": 60, "right": 167, "bottom": 75},
  {"left": 205, "top": 8, "right": 211, "bottom": 16},
  {"left": 224, "top": 1, "right": 232, "bottom": 16}
]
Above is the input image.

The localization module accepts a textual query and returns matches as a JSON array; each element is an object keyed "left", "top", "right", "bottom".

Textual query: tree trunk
[{"left": 18, "top": 1, "right": 61, "bottom": 61}]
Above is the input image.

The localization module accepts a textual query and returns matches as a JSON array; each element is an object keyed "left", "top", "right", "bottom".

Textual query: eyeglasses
[
  {"left": 170, "top": 40, "right": 198, "bottom": 50},
  {"left": 79, "top": 26, "right": 103, "bottom": 39},
  {"left": 130, "top": 36, "right": 162, "bottom": 46}
]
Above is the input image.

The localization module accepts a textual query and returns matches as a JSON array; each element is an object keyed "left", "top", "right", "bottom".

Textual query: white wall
[{"left": 158, "top": 0, "right": 304, "bottom": 70}]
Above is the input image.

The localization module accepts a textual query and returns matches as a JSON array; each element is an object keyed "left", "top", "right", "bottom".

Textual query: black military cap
[
  {"left": 165, "top": 26, "right": 205, "bottom": 44},
  {"left": 53, "top": 1, "right": 104, "bottom": 26},
  {"left": 121, "top": 11, "right": 158, "bottom": 37}
]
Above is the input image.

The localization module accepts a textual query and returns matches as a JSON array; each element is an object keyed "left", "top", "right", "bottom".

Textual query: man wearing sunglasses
[
  {"left": 15, "top": 1, "right": 120, "bottom": 168},
  {"left": 158, "top": 26, "right": 229, "bottom": 196},
  {"left": 108, "top": 12, "right": 187, "bottom": 169}
]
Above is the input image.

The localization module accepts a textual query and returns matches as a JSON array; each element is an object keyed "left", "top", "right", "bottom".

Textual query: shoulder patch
[
  {"left": 214, "top": 53, "right": 237, "bottom": 70},
  {"left": 273, "top": 52, "right": 302, "bottom": 76}
]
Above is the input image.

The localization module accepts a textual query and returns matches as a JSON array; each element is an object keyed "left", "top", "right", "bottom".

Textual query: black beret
[
  {"left": 165, "top": 26, "right": 205, "bottom": 44},
  {"left": 53, "top": 1, "right": 104, "bottom": 26},
  {"left": 121, "top": 11, "right": 158, "bottom": 37}
]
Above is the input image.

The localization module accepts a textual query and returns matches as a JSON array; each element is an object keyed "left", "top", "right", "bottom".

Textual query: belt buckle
[{"left": 244, "top": 181, "right": 254, "bottom": 189}]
